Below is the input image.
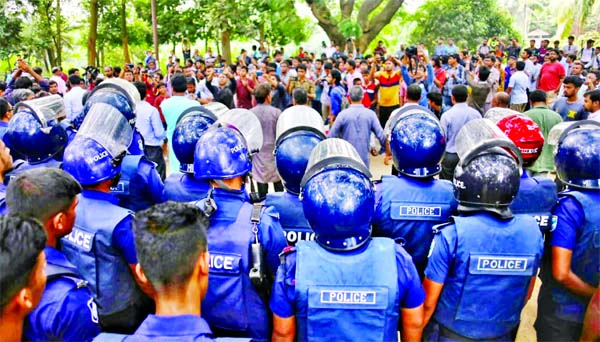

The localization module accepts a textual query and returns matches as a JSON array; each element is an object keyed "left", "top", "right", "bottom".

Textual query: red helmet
[{"left": 496, "top": 114, "right": 544, "bottom": 167}]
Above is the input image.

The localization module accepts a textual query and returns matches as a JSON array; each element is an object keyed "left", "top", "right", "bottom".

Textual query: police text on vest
[
  {"left": 476, "top": 256, "right": 528, "bottom": 272},
  {"left": 320, "top": 290, "right": 376, "bottom": 305}
]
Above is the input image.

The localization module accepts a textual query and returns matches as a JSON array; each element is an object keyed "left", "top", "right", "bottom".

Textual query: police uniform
[
  {"left": 535, "top": 189, "right": 600, "bottom": 341},
  {"left": 4, "top": 158, "right": 62, "bottom": 186},
  {"left": 123, "top": 315, "right": 214, "bottom": 342},
  {"left": 195, "top": 188, "right": 287, "bottom": 341},
  {"left": 511, "top": 172, "right": 557, "bottom": 232},
  {"left": 111, "top": 154, "right": 165, "bottom": 212},
  {"left": 163, "top": 172, "right": 210, "bottom": 202},
  {"left": 425, "top": 213, "right": 543, "bottom": 340},
  {"left": 24, "top": 246, "right": 101, "bottom": 342},
  {"left": 61, "top": 189, "right": 148, "bottom": 333},
  {"left": 372, "top": 175, "right": 456, "bottom": 278},
  {"left": 265, "top": 191, "right": 314, "bottom": 246},
  {"left": 270, "top": 240, "right": 425, "bottom": 342}
]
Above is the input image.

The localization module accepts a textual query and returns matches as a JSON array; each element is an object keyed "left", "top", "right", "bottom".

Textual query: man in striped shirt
[{"left": 370, "top": 56, "right": 402, "bottom": 128}]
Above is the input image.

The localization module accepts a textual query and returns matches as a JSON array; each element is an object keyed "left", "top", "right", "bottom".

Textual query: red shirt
[
  {"left": 153, "top": 95, "right": 168, "bottom": 124},
  {"left": 538, "top": 62, "right": 566, "bottom": 92},
  {"left": 236, "top": 78, "right": 255, "bottom": 109}
]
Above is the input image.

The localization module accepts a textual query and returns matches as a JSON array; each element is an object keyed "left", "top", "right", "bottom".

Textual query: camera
[{"left": 405, "top": 45, "right": 418, "bottom": 59}]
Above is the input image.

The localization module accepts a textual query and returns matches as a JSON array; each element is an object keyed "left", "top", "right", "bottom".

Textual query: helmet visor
[
  {"left": 77, "top": 103, "right": 133, "bottom": 158},
  {"left": 217, "top": 108, "right": 263, "bottom": 154},
  {"left": 455, "top": 118, "right": 522, "bottom": 166},
  {"left": 276, "top": 106, "right": 325, "bottom": 144},
  {"left": 94, "top": 78, "right": 141, "bottom": 107},
  {"left": 14, "top": 94, "right": 66, "bottom": 127},
  {"left": 202, "top": 102, "right": 229, "bottom": 118}
]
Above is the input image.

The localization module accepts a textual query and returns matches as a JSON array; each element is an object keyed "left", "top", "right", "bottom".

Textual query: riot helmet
[
  {"left": 215, "top": 108, "right": 263, "bottom": 155},
  {"left": 62, "top": 103, "right": 133, "bottom": 185},
  {"left": 553, "top": 120, "right": 600, "bottom": 190},
  {"left": 495, "top": 114, "right": 544, "bottom": 168},
  {"left": 173, "top": 106, "right": 218, "bottom": 173},
  {"left": 453, "top": 119, "right": 523, "bottom": 218},
  {"left": 193, "top": 126, "right": 252, "bottom": 180},
  {"left": 274, "top": 106, "right": 326, "bottom": 194},
  {"left": 389, "top": 108, "right": 445, "bottom": 177},
  {"left": 300, "top": 139, "right": 374, "bottom": 251},
  {"left": 4, "top": 95, "right": 68, "bottom": 164}
]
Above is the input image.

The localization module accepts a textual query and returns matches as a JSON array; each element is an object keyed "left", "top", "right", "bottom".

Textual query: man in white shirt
[
  {"left": 49, "top": 67, "right": 67, "bottom": 94},
  {"left": 506, "top": 61, "right": 530, "bottom": 112},
  {"left": 63, "top": 75, "right": 86, "bottom": 122},
  {"left": 580, "top": 39, "right": 595, "bottom": 70},
  {"left": 563, "top": 35, "right": 578, "bottom": 56},
  {"left": 583, "top": 89, "right": 600, "bottom": 121}
]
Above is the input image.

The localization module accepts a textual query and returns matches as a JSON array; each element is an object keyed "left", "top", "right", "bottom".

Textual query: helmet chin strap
[{"left": 213, "top": 179, "right": 233, "bottom": 191}]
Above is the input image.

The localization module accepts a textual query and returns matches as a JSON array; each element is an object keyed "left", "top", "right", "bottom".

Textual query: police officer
[
  {"left": 265, "top": 106, "right": 325, "bottom": 246},
  {"left": 270, "top": 139, "right": 425, "bottom": 342},
  {"left": 535, "top": 121, "right": 600, "bottom": 341},
  {"left": 61, "top": 103, "right": 152, "bottom": 333},
  {"left": 193, "top": 124, "right": 287, "bottom": 341},
  {"left": 422, "top": 119, "right": 544, "bottom": 341},
  {"left": 3, "top": 95, "right": 68, "bottom": 184},
  {"left": 163, "top": 106, "right": 217, "bottom": 202},
  {"left": 6, "top": 168, "right": 101, "bottom": 341},
  {"left": 495, "top": 114, "right": 558, "bottom": 233},
  {"left": 372, "top": 108, "right": 457, "bottom": 279}
]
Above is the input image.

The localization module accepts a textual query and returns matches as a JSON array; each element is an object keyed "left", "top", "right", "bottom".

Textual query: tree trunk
[
  {"left": 55, "top": 0, "right": 62, "bottom": 65},
  {"left": 221, "top": 30, "right": 231, "bottom": 64},
  {"left": 121, "top": 0, "right": 130, "bottom": 64},
  {"left": 87, "top": 0, "right": 98, "bottom": 66},
  {"left": 151, "top": 0, "right": 159, "bottom": 64}
]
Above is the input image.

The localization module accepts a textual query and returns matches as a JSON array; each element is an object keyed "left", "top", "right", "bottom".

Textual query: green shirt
[{"left": 524, "top": 105, "right": 563, "bottom": 173}]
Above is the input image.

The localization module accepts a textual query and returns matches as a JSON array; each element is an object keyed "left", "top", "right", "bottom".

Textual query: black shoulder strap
[
  {"left": 45, "top": 264, "right": 87, "bottom": 290},
  {"left": 251, "top": 203, "right": 263, "bottom": 225}
]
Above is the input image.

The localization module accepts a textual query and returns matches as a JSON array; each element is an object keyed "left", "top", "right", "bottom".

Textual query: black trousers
[
  {"left": 440, "top": 152, "right": 459, "bottom": 181},
  {"left": 378, "top": 105, "right": 399, "bottom": 130},
  {"left": 144, "top": 145, "right": 166, "bottom": 180},
  {"left": 256, "top": 181, "right": 284, "bottom": 199}
]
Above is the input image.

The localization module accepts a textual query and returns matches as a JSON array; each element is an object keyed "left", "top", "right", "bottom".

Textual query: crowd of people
[{"left": 0, "top": 34, "right": 598, "bottom": 342}]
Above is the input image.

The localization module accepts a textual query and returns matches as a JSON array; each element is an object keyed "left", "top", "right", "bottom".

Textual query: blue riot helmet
[
  {"left": 552, "top": 120, "right": 600, "bottom": 190},
  {"left": 75, "top": 78, "right": 140, "bottom": 130},
  {"left": 4, "top": 95, "right": 68, "bottom": 164},
  {"left": 300, "top": 139, "right": 374, "bottom": 251},
  {"left": 62, "top": 103, "right": 133, "bottom": 185},
  {"left": 453, "top": 119, "right": 523, "bottom": 218},
  {"left": 274, "top": 106, "right": 326, "bottom": 194},
  {"left": 194, "top": 126, "right": 252, "bottom": 180},
  {"left": 389, "top": 107, "right": 445, "bottom": 177},
  {"left": 173, "top": 106, "right": 218, "bottom": 173},
  {"left": 127, "top": 129, "right": 145, "bottom": 155}
]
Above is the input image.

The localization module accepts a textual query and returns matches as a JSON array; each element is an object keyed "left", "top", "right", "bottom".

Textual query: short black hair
[
  {"left": 529, "top": 90, "right": 547, "bottom": 103},
  {"left": 0, "top": 97, "right": 10, "bottom": 120},
  {"left": 171, "top": 73, "right": 187, "bottom": 93},
  {"left": 584, "top": 89, "right": 600, "bottom": 103},
  {"left": 0, "top": 81, "right": 7, "bottom": 92},
  {"left": 516, "top": 61, "right": 525, "bottom": 71},
  {"left": 7, "top": 168, "right": 82, "bottom": 223},
  {"left": 133, "top": 202, "right": 208, "bottom": 288},
  {"left": 292, "top": 87, "right": 308, "bottom": 105},
  {"left": 406, "top": 84, "right": 422, "bottom": 101},
  {"left": 478, "top": 66, "right": 490, "bottom": 82},
  {"left": 133, "top": 81, "right": 147, "bottom": 101},
  {"left": 14, "top": 77, "right": 33, "bottom": 90},
  {"left": 323, "top": 62, "right": 333, "bottom": 70},
  {"left": 68, "top": 74, "right": 81, "bottom": 86},
  {"left": 563, "top": 75, "right": 583, "bottom": 88},
  {"left": 67, "top": 68, "right": 79, "bottom": 75},
  {"left": 330, "top": 69, "right": 342, "bottom": 85},
  {"left": 427, "top": 91, "right": 443, "bottom": 106},
  {"left": 451, "top": 85, "right": 468, "bottom": 103},
  {"left": 254, "top": 83, "right": 271, "bottom": 104},
  {"left": 0, "top": 215, "right": 46, "bottom": 309},
  {"left": 296, "top": 64, "right": 307, "bottom": 72}
]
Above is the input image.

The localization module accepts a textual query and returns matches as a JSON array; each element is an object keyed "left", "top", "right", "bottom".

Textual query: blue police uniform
[
  {"left": 0, "top": 121, "right": 8, "bottom": 140},
  {"left": 24, "top": 246, "right": 101, "bottom": 342},
  {"left": 372, "top": 175, "right": 456, "bottom": 278},
  {"left": 510, "top": 172, "right": 557, "bottom": 232},
  {"left": 425, "top": 213, "right": 543, "bottom": 340},
  {"left": 270, "top": 239, "right": 425, "bottom": 342},
  {"left": 60, "top": 189, "right": 147, "bottom": 333},
  {"left": 195, "top": 187, "right": 287, "bottom": 341},
  {"left": 535, "top": 189, "right": 600, "bottom": 341},
  {"left": 265, "top": 191, "right": 314, "bottom": 246},
  {"left": 123, "top": 315, "right": 215, "bottom": 342},
  {"left": 4, "top": 158, "right": 62, "bottom": 186},
  {"left": 163, "top": 172, "right": 210, "bottom": 202},
  {"left": 111, "top": 155, "right": 165, "bottom": 212}
]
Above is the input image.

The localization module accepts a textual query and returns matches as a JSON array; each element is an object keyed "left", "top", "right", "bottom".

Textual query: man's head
[
  {"left": 586, "top": 71, "right": 599, "bottom": 88},
  {"left": 451, "top": 85, "right": 468, "bottom": 104},
  {"left": 547, "top": 48, "right": 560, "bottom": 62},
  {"left": 482, "top": 38, "right": 488, "bottom": 46},
  {"left": 583, "top": 89, "right": 600, "bottom": 113},
  {"left": 329, "top": 69, "right": 342, "bottom": 85},
  {"left": 68, "top": 75, "right": 81, "bottom": 88},
  {"left": 516, "top": 61, "right": 525, "bottom": 72},
  {"left": 483, "top": 55, "right": 496, "bottom": 68},
  {"left": 133, "top": 81, "right": 147, "bottom": 101},
  {"left": 0, "top": 98, "right": 11, "bottom": 122},
  {"left": 529, "top": 39, "right": 536, "bottom": 47},
  {"left": 427, "top": 92, "right": 443, "bottom": 111},
  {"left": 171, "top": 73, "right": 187, "bottom": 93},
  {"left": 185, "top": 77, "right": 196, "bottom": 95},
  {"left": 570, "top": 61, "right": 583, "bottom": 76},
  {"left": 478, "top": 66, "right": 490, "bottom": 82},
  {"left": 438, "top": 38, "right": 444, "bottom": 45},
  {"left": 448, "top": 54, "right": 460, "bottom": 66},
  {"left": 296, "top": 64, "right": 307, "bottom": 79},
  {"left": 254, "top": 83, "right": 271, "bottom": 104},
  {"left": 133, "top": 202, "right": 209, "bottom": 297},
  {"left": 586, "top": 39, "right": 595, "bottom": 48},
  {"left": 541, "top": 39, "right": 549, "bottom": 48},
  {"left": 529, "top": 90, "right": 547, "bottom": 105},
  {"left": 521, "top": 48, "right": 531, "bottom": 59},
  {"left": 6, "top": 168, "right": 81, "bottom": 240},
  {"left": 48, "top": 80, "right": 58, "bottom": 95},
  {"left": 349, "top": 85, "right": 364, "bottom": 104},
  {"left": 563, "top": 76, "right": 584, "bottom": 99},
  {"left": 123, "top": 70, "right": 134, "bottom": 82},
  {"left": 406, "top": 84, "right": 422, "bottom": 103},
  {"left": 491, "top": 92, "right": 510, "bottom": 108},
  {"left": 568, "top": 35, "right": 575, "bottom": 44},
  {"left": 292, "top": 87, "right": 308, "bottom": 106},
  {"left": 0, "top": 216, "right": 46, "bottom": 319},
  {"left": 15, "top": 77, "right": 33, "bottom": 90}
]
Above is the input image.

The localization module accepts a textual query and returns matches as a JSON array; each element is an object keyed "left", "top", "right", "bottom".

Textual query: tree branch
[
  {"left": 307, "top": 0, "right": 345, "bottom": 44},
  {"left": 358, "top": 0, "right": 384, "bottom": 31},
  {"left": 341, "top": 0, "right": 355, "bottom": 18},
  {"left": 366, "top": 0, "right": 403, "bottom": 34}
]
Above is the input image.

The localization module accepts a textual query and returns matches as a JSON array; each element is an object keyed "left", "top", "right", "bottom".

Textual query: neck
[
  {"left": 0, "top": 315, "right": 24, "bottom": 342},
  {"left": 173, "top": 91, "right": 186, "bottom": 96},
  {"left": 567, "top": 95, "right": 577, "bottom": 102},
  {"left": 85, "top": 181, "right": 111, "bottom": 193},
  {"left": 44, "top": 222, "right": 58, "bottom": 248},
  {"left": 155, "top": 285, "right": 202, "bottom": 317},
  {"left": 532, "top": 102, "right": 546, "bottom": 107}
]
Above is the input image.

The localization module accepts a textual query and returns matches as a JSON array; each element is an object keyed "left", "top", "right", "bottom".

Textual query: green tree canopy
[{"left": 409, "top": 0, "right": 521, "bottom": 51}]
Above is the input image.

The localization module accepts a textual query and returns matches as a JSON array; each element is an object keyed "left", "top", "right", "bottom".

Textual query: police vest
[
  {"left": 4, "top": 159, "right": 62, "bottom": 185},
  {"left": 548, "top": 190, "right": 600, "bottom": 323},
  {"left": 295, "top": 238, "right": 399, "bottom": 342},
  {"left": 373, "top": 175, "right": 455, "bottom": 274},
  {"left": 511, "top": 174, "right": 557, "bottom": 233},
  {"left": 199, "top": 201, "right": 270, "bottom": 339},
  {"left": 163, "top": 172, "right": 210, "bottom": 202},
  {"left": 265, "top": 192, "right": 314, "bottom": 246},
  {"left": 61, "top": 195, "right": 142, "bottom": 316},
  {"left": 434, "top": 214, "right": 542, "bottom": 339}
]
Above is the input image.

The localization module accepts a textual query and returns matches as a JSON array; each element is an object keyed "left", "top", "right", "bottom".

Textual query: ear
[
  {"left": 134, "top": 263, "right": 149, "bottom": 285},
  {"left": 16, "top": 287, "right": 35, "bottom": 311},
  {"left": 52, "top": 212, "right": 66, "bottom": 234},
  {"left": 198, "top": 251, "right": 209, "bottom": 277}
]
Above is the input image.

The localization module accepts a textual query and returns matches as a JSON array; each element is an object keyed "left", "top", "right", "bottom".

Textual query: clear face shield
[
  {"left": 95, "top": 78, "right": 141, "bottom": 104},
  {"left": 275, "top": 106, "right": 326, "bottom": 146},
  {"left": 77, "top": 103, "right": 134, "bottom": 160},
  {"left": 202, "top": 101, "right": 229, "bottom": 118},
  {"left": 216, "top": 108, "right": 264, "bottom": 154},
  {"left": 14, "top": 94, "right": 66, "bottom": 130}
]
